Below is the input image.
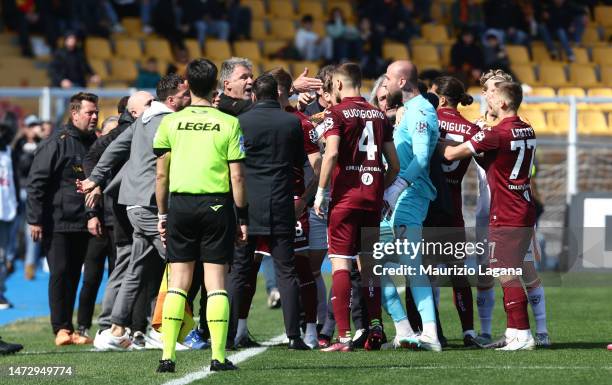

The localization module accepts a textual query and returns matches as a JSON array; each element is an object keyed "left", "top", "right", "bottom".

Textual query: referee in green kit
[{"left": 153, "top": 58, "right": 248, "bottom": 373}]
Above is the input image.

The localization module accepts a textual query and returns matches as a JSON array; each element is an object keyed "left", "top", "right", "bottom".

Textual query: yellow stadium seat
[
  {"left": 558, "top": 87, "right": 586, "bottom": 97},
  {"left": 571, "top": 47, "right": 590, "bottom": 65},
  {"left": 328, "top": 1, "right": 355, "bottom": 23},
  {"left": 520, "top": 109, "right": 547, "bottom": 134},
  {"left": 85, "top": 37, "right": 112, "bottom": 60},
  {"left": 261, "top": 59, "right": 291, "bottom": 73},
  {"left": 512, "top": 64, "right": 538, "bottom": 86},
  {"left": 233, "top": 41, "right": 261, "bottom": 62},
  {"left": 588, "top": 88, "right": 612, "bottom": 97},
  {"left": 242, "top": 0, "right": 266, "bottom": 20},
  {"left": 457, "top": 104, "right": 481, "bottom": 122},
  {"left": 263, "top": 40, "right": 288, "bottom": 57},
  {"left": 205, "top": 40, "right": 232, "bottom": 61},
  {"left": 582, "top": 26, "right": 602, "bottom": 45},
  {"left": 269, "top": 0, "right": 295, "bottom": 19},
  {"left": 313, "top": 21, "right": 326, "bottom": 37},
  {"left": 440, "top": 44, "right": 451, "bottom": 67},
  {"left": 528, "top": 87, "right": 563, "bottom": 111},
  {"left": 579, "top": 111, "right": 609, "bottom": 135},
  {"left": 122, "top": 17, "right": 143, "bottom": 37},
  {"left": 421, "top": 24, "right": 452, "bottom": 44},
  {"left": 251, "top": 20, "right": 268, "bottom": 40},
  {"left": 110, "top": 58, "right": 138, "bottom": 82},
  {"left": 115, "top": 38, "right": 142, "bottom": 60},
  {"left": 546, "top": 110, "right": 569, "bottom": 134},
  {"left": 506, "top": 45, "right": 530, "bottom": 65},
  {"left": 292, "top": 61, "right": 320, "bottom": 77},
  {"left": 529, "top": 87, "right": 556, "bottom": 97},
  {"left": 594, "top": 6, "right": 612, "bottom": 28},
  {"left": 538, "top": 63, "right": 568, "bottom": 87},
  {"left": 592, "top": 47, "right": 612, "bottom": 66},
  {"left": 299, "top": 1, "right": 324, "bottom": 19},
  {"left": 269, "top": 20, "right": 296, "bottom": 40},
  {"left": 144, "top": 38, "right": 174, "bottom": 61},
  {"left": 411, "top": 44, "right": 440, "bottom": 64},
  {"left": 184, "top": 39, "right": 202, "bottom": 59},
  {"left": 602, "top": 66, "right": 612, "bottom": 86},
  {"left": 569, "top": 64, "right": 600, "bottom": 87},
  {"left": 89, "top": 59, "right": 110, "bottom": 81},
  {"left": 382, "top": 42, "right": 409, "bottom": 60},
  {"left": 532, "top": 44, "right": 552, "bottom": 63}
]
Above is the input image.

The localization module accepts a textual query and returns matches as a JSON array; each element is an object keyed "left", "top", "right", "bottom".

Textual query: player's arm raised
[{"left": 314, "top": 134, "right": 339, "bottom": 217}]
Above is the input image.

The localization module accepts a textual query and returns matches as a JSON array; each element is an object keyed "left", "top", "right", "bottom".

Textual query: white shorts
[{"left": 308, "top": 207, "right": 328, "bottom": 250}]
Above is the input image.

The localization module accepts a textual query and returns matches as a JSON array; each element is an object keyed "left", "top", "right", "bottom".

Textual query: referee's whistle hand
[{"left": 236, "top": 224, "right": 248, "bottom": 246}]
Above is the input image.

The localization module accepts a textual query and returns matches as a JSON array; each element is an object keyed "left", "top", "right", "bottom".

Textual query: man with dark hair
[
  {"left": 232, "top": 74, "right": 310, "bottom": 350},
  {"left": 27, "top": 92, "right": 98, "bottom": 346},
  {"left": 80, "top": 74, "right": 190, "bottom": 350},
  {"left": 153, "top": 58, "right": 246, "bottom": 372}
]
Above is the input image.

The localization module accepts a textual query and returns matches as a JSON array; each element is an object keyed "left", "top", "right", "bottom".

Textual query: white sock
[
  {"left": 505, "top": 328, "right": 518, "bottom": 341},
  {"left": 527, "top": 285, "right": 548, "bottom": 334},
  {"left": 463, "top": 329, "right": 476, "bottom": 338},
  {"left": 394, "top": 318, "right": 414, "bottom": 338},
  {"left": 422, "top": 322, "right": 438, "bottom": 341},
  {"left": 515, "top": 329, "right": 532, "bottom": 340},
  {"left": 315, "top": 275, "right": 327, "bottom": 324},
  {"left": 477, "top": 288, "right": 495, "bottom": 336},
  {"left": 235, "top": 318, "right": 247, "bottom": 344},
  {"left": 305, "top": 323, "right": 317, "bottom": 337}
]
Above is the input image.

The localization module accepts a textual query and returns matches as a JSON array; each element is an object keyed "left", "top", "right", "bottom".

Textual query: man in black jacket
[
  {"left": 49, "top": 32, "right": 100, "bottom": 88},
  {"left": 237, "top": 75, "right": 309, "bottom": 350},
  {"left": 27, "top": 92, "right": 98, "bottom": 346}
]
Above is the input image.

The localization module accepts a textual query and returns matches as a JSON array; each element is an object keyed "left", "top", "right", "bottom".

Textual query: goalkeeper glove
[{"left": 382, "top": 177, "right": 409, "bottom": 220}]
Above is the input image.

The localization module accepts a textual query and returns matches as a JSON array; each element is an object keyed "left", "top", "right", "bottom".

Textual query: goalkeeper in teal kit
[{"left": 379, "top": 60, "right": 441, "bottom": 351}]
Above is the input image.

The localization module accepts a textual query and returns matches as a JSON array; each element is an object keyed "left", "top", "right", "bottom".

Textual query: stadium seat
[
  {"left": 457, "top": 104, "right": 481, "bottom": 122},
  {"left": 579, "top": 111, "right": 609, "bottom": 135},
  {"left": 269, "top": 20, "right": 296, "bottom": 40},
  {"left": 312, "top": 21, "right": 326, "bottom": 37},
  {"left": 263, "top": 40, "right": 288, "bottom": 57},
  {"left": 520, "top": 109, "right": 547, "bottom": 134},
  {"left": 601, "top": 66, "right": 612, "bottom": 86},
  {"left": 233, "top": 41, "right": 262, "bottom": 62},
  {"left": 115, "top": 38, "right": 143, "bottom": 60},
  {"left": 261, "top": 59, "right": 291, "bottom": 73},
  {"left": 144, "top": 38, "right": 174, "bottom": 62},
  {"left": 122, "top": 17, "right": 143, "bottom": 37},
  {"left": 269, "top": 0, "right": 295, "bottom": 19},
  {"left": 110, "top": 58, "right": 138, "bottom": 82},
  {"left": 506, "top": 45, "right": 531, "bottom": 65},
  {"left": 592, "top": 47, "right": 612, "bottom": 66},
  {"left": 421, "top": 24, "right": 452, "bottom": 44},
  {"left": 511, "top": 64, "right": 538, "bottom": 86},
  {"left": 85, "top": 37, "right": 112, "bottom": 60},
  {"left": 204, "top": 40, "right": 232, "bottom": 61},
  {"left": 89, "top": 59, "right": 110, "bottom": 81},
  {"left": 558, "top": 87, "right": 586, "bottom": 97},
  {"left": 532, "top": 44, "right": 552, "bottom": 63},
  {"left": 538, "top": 63, "right": 568, "bottom": 87},
  {"left": 529, "top": 87, "right": 562, "bottom": 111},
  {"left": 546, "top": 110, "right": 570, "bottom": 134},
  {"left": 569, "top": 64, "right": 600, "bottom": 87},
  {"left": 184, "top": 39, "right": 202, "bottom": 59},
  {"left": 440, "top": 44, "right": 451, "bottom": 67},
  {"left": 411, "top": 44, "right": 440, "bottom": 66},
  {"left": 594, "top": 5, "right": 612, "bottom": 28},
  {"left": 582, "top": 25, "right": 603, "bottom": 45},
  {"left": 382, "top": 42, "right": 409, "bottom": 61},
  {"left": 587, "top": 88, "right": 612, "bottom": 97},
  {"left": 242, "top": 0, "right": 266, "bottom": 20},
  {"left": 298, "top": 1, "right": 324, "bottom": 19},
  {"left": 571, "top": 47, "right": 590, "bottom": 65},
  {"left": 292, "top": 61, "right": 320, "bottom": 77},
  {"left": 251, "top": 20, "right": 268, "bottom": 40}
]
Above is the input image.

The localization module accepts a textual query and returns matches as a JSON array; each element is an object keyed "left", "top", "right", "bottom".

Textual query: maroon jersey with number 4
[
  {"left": 437, "top": 108, "right": 480, "bottom": 226},
  {"left": 468, "top": 116, "right": 536, "bottom": 227},
  {"left": 322, "top": 96, "right": 393, "bottom": 212}
]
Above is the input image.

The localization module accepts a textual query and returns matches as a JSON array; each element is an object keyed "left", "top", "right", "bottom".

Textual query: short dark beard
[{"left": 386, "top": 89, "right": 403, "bottom": 109}]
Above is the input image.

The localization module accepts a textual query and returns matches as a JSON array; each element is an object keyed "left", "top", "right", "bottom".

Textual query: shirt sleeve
[
  {"left": 468, "top": 128, "right": 500, "bottom": 155},
  {"left": 227, "top": 120, "right": 245, "bottom": 162},
  {"left": 399, "top": 117, "right": 434, "bottom": 183},
  {"left": 322, "top": 109, "right": 342, "bottom": 139},
  {"left": 302, "top": 120, "right": 320, "bottom": 155},
  {"left": 153, "top": 115, "right": 172, "bottom": 156}
]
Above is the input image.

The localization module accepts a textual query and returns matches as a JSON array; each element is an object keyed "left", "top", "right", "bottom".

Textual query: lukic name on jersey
[
  {"left": 511, "top": 126, "right": 535, "bottom": 138},
  {"left": 177, "top": 122, "right": 221, "bottom": 131}
]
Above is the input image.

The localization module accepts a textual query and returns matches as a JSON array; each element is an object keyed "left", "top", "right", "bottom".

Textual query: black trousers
[
  {"left": 228, "top": 234, "right": 301, "bottom": 340},
  {"left": 46, "top": 232, "right": 90, "bottom": 334},
  {"left": 77, "top": 228, "right": 115, "bottom": 329}
]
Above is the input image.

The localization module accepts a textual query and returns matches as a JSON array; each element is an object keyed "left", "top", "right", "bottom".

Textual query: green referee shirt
[{"left": 153, "top": 105, "right": 245, "bottom": 194}]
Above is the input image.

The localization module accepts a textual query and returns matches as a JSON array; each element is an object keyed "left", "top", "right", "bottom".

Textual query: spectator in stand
[
  {"left": 483, "top": 0, "right": 529, "bottom": 45},
  {"left": 363, "top": 0, "right": 415, "bottom": 43},
  {"left": 452, "top": 0, "right": 485, "bottom": 36},
  {"left": 537, "top": 0, "right": 586, "bottom": 61},
  {"left": 49, "top": 32, "right": 100, "bottom": 89},
  {"left": 152, "top": 0, "right": 183, "bottom": 46},
  {"left": 10, "top": 0, "right": 60, "bottom": 57},
  {"left": 228, "top": 0, "right": 252, "bottom": 41},
  {"left": 0, "top": 123, "right": 18, "bottom": 310},
  {"left": 135, "top": 58, "right": 162, "bottom": 89},
  {"left": 141, "top": 0, "right": 158, "bottom": 35},
  {"left": 357, "top": 17, "right": 385, "bottom": 80},
  {"left": 295, "top": 15, "right": 333, "bottom": 62},
  {"left": 450, "top": 28, "right": 484, "bottom": 86},
  {"left": 71, "top": 0, "right": 116, "bottom": 37},
  {"left": 12, "top": 115, "right": 42, "bottom": 280},
  {"left": 326, "top": 7, "right": 361, "bottom": 62},
  {"left": 482, "top": 31, "right": 511, "bottom": 73}
]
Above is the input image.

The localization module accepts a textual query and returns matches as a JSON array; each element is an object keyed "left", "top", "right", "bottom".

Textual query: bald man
[
  {"left": 126, "top": 91, "right": 155, "bottom": 119},
  {"left": 378, "top": 60, "right": 442, "bottom": 351}
]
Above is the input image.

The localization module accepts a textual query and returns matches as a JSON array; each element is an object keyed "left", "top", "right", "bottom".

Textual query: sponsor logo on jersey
[
  {"left": 416, "top": 121, "right": 427, "bottom": 134},
  {"left": 210, "top": 205, "right": 223, "bottom": 212},
  {"left": 177, "top": 122, "right": 221, "bottom": 131},
  {"left": 361, "top": 172, "right": 374, "bottom": 186},
  {"left": 472, "top": 131, "right": 486, "bottom": 142}
]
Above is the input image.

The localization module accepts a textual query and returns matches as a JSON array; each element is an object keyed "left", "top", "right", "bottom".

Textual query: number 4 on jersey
[{"left": 359, "top": 121, "right": 378, "bottom": 160}]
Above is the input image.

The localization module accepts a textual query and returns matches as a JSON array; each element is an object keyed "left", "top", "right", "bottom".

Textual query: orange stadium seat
[
  {"left": 299, "top": 1, "right": 324, "bottom": 19},
  {"left": 122, "top": 17, "right": 143, "bottom": 37},
  {"left": 233, "top": 41, "right": 261, "bottom": 62},
  {"left": 538, "top": 63, "right": 568, "bottom": 87},
  {"left": 512, "top": 64, "right": 538, "bottom": 86},
  {"left": 85, "top": 37, "right": 112, "bottom": 60},
  {"left": 571, "top": 47, "right": 590, "bottom": 65},
  {"left": 592, "top": 47, "right": 612, "bottom": 66},
  {"left": 382, "top": 42, "right": 409, "bottom": 60},
  {"left": 184, "top": 39, "right": 202, "bottom": 59},
  {"left": 269, "top": 0, "right": 295, "bottom": 19},
  {"left": 269, "top": 20, "right": 296, "bottom": 40},
  {"left": 506, "top": 45, "right": 531, "bottom": 65},
  {"left": 569, "top": 64, "right": 600, "bottom": 88},
  {"left": 241, "top": 0, "right": 266, "bottom": 20},
  {"left": 582, "top": 25, "right": 602, "bottom": 45},
  {"left": 110, "top": 58, "right": 138, "bottom": 82},
  {"left": 531, "top": 44, "right": 552, "bottom": 63},
  {"left": 205, "top": 40, "right": 232, "bottom": 61},
  {"left": 115, "top": 38, "right": 142, "bottom": 60},
  {"left": 144, "top": 38, "right": 174, "bottom": 62}
]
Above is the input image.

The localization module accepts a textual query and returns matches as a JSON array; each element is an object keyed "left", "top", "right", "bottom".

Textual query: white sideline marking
[{"left": 162, "top": 334, "right": 286, "bottom": 385}]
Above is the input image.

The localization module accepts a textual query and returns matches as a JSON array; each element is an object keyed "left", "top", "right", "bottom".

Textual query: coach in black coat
[{"left": 232, "top": 75, "right": 308, "bottom": 349}]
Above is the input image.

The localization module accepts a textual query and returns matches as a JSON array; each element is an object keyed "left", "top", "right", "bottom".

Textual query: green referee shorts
[{"left": 166, "top": 193, "right": 236, "bottom": 265}]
